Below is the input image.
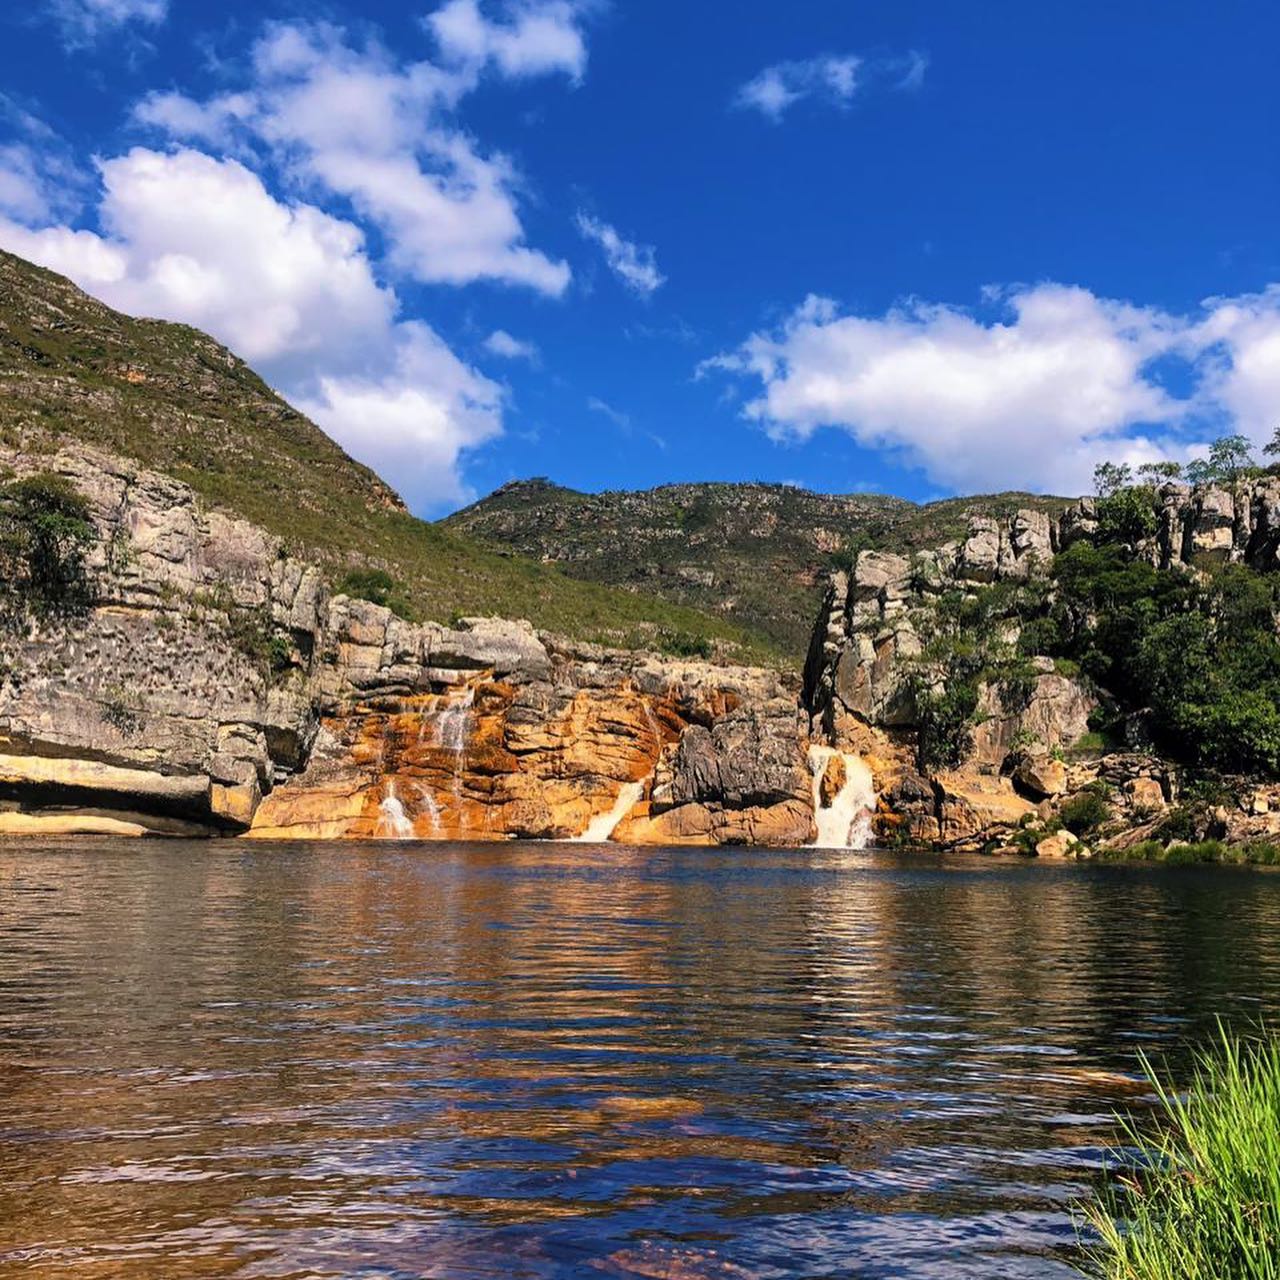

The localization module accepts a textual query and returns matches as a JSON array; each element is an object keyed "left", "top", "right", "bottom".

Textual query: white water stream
[
  {"left": 573, "top": 780, "right": 646, "bottom": 844},
  {"left": 808, "top": 745, "right": 877, "bottom": 849},
  {"left": 376, "top": 781, "right": 415, "bottom": 840}
]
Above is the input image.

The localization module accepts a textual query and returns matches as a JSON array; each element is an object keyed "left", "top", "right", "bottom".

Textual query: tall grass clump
[{"left": 1081, "top": 1027, "right": 1280, "bottom": 1279}]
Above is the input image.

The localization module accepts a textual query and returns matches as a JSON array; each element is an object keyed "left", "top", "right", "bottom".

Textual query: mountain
[
  {"left": 445, "top": 479, "right": 1072, "bottom": 655},
  {"left": 0, "top": 251, "right": 774, "bottom": 663}
]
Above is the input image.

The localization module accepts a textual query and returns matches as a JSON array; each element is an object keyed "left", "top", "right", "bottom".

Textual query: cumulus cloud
[
  {"left": 1192, "top": 286, "right": 1280, "bottom": 444},
  {"left": 708, "top": 283, "right": 1280, "bottom": 495},
  {"left": 734, "top": 50, "right": 926, "bottom": 122},
  {"left": 483, "top": 329, "right": 539, "bottom": 361},
  {"left": 0, "top": 147, "right": 502, "bottom": 512},
  {"left": 2, "top": 4, "right": 603, "bottom": 509},
  {"left": 295, "top": 322, "right": 503, "bottom": 509},
  {"left": 132, "top": 11, "right": 582, "bottom": 294},
  {"left": 575, "top": 212, "right": 665, "bottom": 296}
]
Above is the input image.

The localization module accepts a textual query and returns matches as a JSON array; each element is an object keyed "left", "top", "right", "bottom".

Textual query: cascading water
[
  {"left": 573, "top": 780, "right": 646, "bottom": 844},
  {"left": 808, "top": 745, "right": 877, "bottom": 849},
  {"left": 412, "top": 783, "right": 442, "bottom": 838},
  {"left": 376, "top": 781, "right": 415, "bottom": 840},
  {"left": 436, "top": 687, "right": 474, "bottom": 752}
]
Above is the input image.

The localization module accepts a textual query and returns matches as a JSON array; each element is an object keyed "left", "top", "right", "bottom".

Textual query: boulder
[
  {"left": 935, "top": 771, "right": 1038, "bottom": 846},
  {"left": 1126, "top": 776, "right": 1166, "bottom": 811},
  {"left": 1015, "top": 755, "right": 1068, "bottom": 798},
  {"left": 959, "top": 518, "right": 1002, "bottom": 583},
  {"left": 1036, "top": 831, "right": 1080, "bottom": 859}
]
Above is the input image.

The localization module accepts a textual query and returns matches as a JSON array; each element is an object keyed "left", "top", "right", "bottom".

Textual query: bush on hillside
[
  {"left": 0, "top": 473, "right": 97, "bottom": 619},
  {"left": 337, "top": 567, "right": 413, "bottom": 620}
]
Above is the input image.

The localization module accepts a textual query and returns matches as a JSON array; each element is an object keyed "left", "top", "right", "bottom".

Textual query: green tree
[
  {"left": 1137, "top": 461, "right": 1183, "bottom": 484},
  {"left": 0, "top": 474, "right": 97, "bottom": 618},
  {"left": 1095, "top": 484, "right": 1158, "bottom": 545},
  {"left": 1093, "top": 461, "right": 1133, "bottom": 497},
  {"left": 1264, "top": 425, "right": 1280, "bottom": 458}
]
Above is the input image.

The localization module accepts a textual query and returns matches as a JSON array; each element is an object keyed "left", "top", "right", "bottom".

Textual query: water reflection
[{"left": 2, "top": 842, "right": 1279, "bottom": 1278}]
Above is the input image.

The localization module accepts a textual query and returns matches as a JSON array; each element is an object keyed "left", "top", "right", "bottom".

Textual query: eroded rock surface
[{"left": 0, "top": 446, "right": 809, "bottom": 843}]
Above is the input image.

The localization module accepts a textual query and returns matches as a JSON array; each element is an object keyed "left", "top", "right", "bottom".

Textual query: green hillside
[
  {"left": 0, "top": 250, "right": 779, "bottom": 664},
  {"left": 446, "top": 478, "right": 1071, "bottom": 655}
]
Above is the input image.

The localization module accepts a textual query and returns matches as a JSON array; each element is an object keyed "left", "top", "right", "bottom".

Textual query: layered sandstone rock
[{"left": 0, "top": 445, "right": 810, "bottom": 843}]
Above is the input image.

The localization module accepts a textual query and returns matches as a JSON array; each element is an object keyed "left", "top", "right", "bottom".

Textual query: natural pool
[{"left": 2, "top": 841, "right": 1279, "bottom": 1279}]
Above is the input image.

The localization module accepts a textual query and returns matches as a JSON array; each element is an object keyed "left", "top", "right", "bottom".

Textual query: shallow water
[{"left": 2, "top": 841, "right": 1279, "bottom": 1279}]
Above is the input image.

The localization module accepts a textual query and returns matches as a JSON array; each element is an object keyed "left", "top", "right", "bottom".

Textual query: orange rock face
[{"left": 251, "top": 679, "right": 688, "bottom": 842}]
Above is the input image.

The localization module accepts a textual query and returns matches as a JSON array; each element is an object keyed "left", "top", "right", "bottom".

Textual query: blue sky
[{"left": 0, "top": 1, "right": 1277, "bottom": 514}]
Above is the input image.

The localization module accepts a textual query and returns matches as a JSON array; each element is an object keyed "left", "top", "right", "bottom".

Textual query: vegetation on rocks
[
  {"left": 1098, "top": 839, "right": 1280, "bottom": 866},
  {"left": 1041, "top": 493, "right": 1280, "bottom": 778},
  {"left": 0, "top": 472, "right": 96, "bottom": 619},
  {"left": 1081, "top": 1028, "right": 1280, "bottom": 1279},
  {"left": 895, "top": 453, "right": 1280, "bottom": 783},
  {"left": 901, "top": 577, "right": 1051, "bottom": 772}
]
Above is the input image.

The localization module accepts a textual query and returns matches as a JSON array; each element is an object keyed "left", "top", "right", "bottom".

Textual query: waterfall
[
  {"left": 808, "top": 745, "right": 877, "bottom": 849},
  {"left": 435, "top": 687, "right": 474, "bottom": 752},
  {"left": 573, "top": 780, "right": 645, "bottom": 843},
  {"left": 376, "top": 781, "right": 415, "bottom": 840},
  {"left": 412, "top": 783, "right": 442, "bottom": 838},
  {"left": 416, "top": 695, "right": 439, "bottom": 744}
]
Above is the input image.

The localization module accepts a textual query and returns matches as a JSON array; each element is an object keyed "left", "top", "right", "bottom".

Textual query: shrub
[
  {"left": 908, "top": 674, "right": 979, "bottom": 772},
  {"left": 1163, "top": 839, "right": 1226, "bottom": 865},
  {"left": 337, "top": 567, "right": 412, "bottom": 620},
  {"left": 0, "top": 473, "right": 97, "bottom": 618},
  {"left": 1080, "top": 1027, "right": 1280, "bottom": 1279},
  {"left": 1153, "top": 804, "right": 1199, "bottom": 843},
  {"left": 656, "top": 628, "right": 713, "bottom": 660},
  {"left": 1094, "top": 484, "right": 1158, "bottom": 546},
  {"left": 1096, "top": 840, "right": 1165, "bottom": 863},
  {"left": 1236, "top": 840, "right": 1280, "bottom": 866},
  {"left": 1060, "top": 785, "right": 1111, "bottom": 835}
]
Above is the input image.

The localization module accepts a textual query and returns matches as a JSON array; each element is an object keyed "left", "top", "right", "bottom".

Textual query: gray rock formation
[{"left": 0, "top": 445, "right": 810, "bottom": 842}]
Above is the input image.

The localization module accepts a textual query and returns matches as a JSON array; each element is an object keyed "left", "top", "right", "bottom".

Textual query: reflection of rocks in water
[{"left": 595, "top": 1247, "right": 755, "bottom": 1278}]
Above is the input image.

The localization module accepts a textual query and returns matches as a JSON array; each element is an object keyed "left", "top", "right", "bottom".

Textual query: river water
[{"left": 3, "top": 840, "right": 1280, "bottom": 1279}]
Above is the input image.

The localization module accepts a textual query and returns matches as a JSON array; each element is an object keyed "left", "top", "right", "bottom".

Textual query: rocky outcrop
[
  {"left": 0, "top": 446, "right": 810, "bottom": 843},
  {"left": 804, "top": 480, "right": 1280, "bottom": 852}
]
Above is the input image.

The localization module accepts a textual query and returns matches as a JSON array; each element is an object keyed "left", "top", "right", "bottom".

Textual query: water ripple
[{"left": 2, "top": 840, "right": 1279, "bottom": 1278}]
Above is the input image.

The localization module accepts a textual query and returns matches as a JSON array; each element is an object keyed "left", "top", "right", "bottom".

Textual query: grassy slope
[
  {"left": 0, "top": 251, "right": 779, "bottom": 664},
  {"left": 446, "top": 478, "right": 1072, "bottom": 655}
]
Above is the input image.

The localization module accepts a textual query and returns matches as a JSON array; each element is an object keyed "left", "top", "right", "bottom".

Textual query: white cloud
[
  {"left": 0, "top": 145, "right": 64, "bottom": 224},
  {"left": 428, "top": 0, "right": 589, "bottom": 81},
  {"left": 0, "top": 101, "right": 87, "bottom": 224},
  {"left": 734, "top": 50, "right": 925, "bottom": 122},
  {"left": 132, "top": 14, "right": 580, "bottom": 295},
  {"left": 1193, "top": 287, "right": 1280, "bottom": 447},
  {"left": 296, "top": 323, "right": 503, "bottom": 510},
  {"left": 51, "top": 0, "right": 167, "bottom": 45},
  {"left": 709, "top": 284, "right": 1233, "bottom": 494},
  {"left": 587, "top": 395, "right": 630, "bottom": 430},
  {"left": 484, "top": 329, "right": 539, "bottom": 361},
  {"left": 0, "top": 147, "right": 501, "bottom": 512},
  {"left": 575, "top": 212, "right": 665, "bottom": 296}
]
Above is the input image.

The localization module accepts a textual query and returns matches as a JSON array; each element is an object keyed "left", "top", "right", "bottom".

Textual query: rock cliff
[
  {"left": 805, "top": 477, "right": 1280, "bottom": 852},
  {"left": 0, "top": 445, "right": 811, "bottom": 844}
]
